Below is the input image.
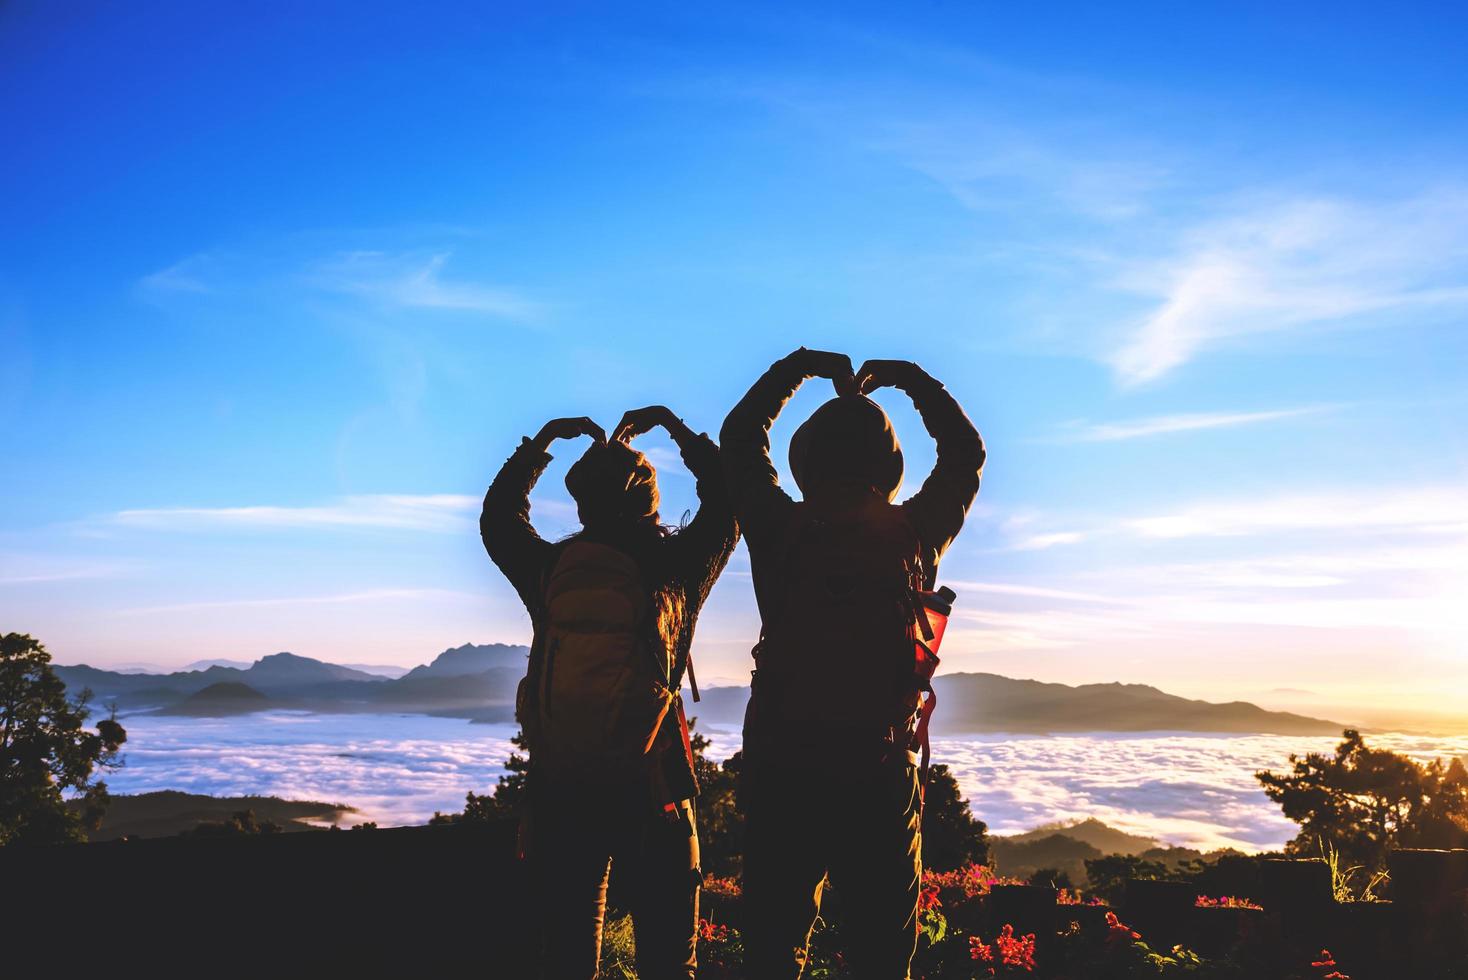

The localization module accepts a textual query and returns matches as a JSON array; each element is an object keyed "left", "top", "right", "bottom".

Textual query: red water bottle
[
  {"left": 910, "top": 586, "right": 956, "bottom": 798},
  {"left": 913, "top": 585, "right": 955, "bottom": 681}
]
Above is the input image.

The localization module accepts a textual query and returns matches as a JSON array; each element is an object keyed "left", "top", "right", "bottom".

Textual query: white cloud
[
  {"left": 97, "top": 710, "right": 1468, "bottom": 849},
  {"left": 310, "top": 251, "right": 541, "bottom": 319},
  {"left": 112, "top": 494, "right": 480, "bottom": 533},
  {"left": 1054, "top": 406, "right": 1330, "bottom": 442},
  {"left": 1007, "top": 531, "right": 1087, "bottom": 551},
  {"left": 639, "top": 445, "right": 692, "bottom": 478},
  {"left": 1110, "top": 191, "right": 1468, "bottom": 384}
]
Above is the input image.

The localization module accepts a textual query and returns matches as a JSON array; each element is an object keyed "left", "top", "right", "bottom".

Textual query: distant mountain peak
[{"left": 402, "top": 642, "right": 530, "bottom": 681}]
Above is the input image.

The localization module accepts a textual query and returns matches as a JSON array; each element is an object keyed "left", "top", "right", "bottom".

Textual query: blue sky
[{"left": 3, "top": 2, "right": 1466, "bottom": 726}]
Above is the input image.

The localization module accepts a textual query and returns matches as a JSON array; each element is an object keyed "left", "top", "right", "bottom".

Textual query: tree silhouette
[
  {"left": 1083, "top": 854, "right": 1175, "bottom": 904},
  {"left": 688, "top": 718, "right": 743, "bottom": 877},
  {"left": 920, "top": 763, "right": 991, "bottom": 872},
  {"left": 430, "top": 729, "right": 530, "bottom": 826},
  {"left": 0, "top": 632, "right": 127, "bottom": 846},
  {"left": 184, "top": 808, "right": 284, "bottom": 837},
  {"left": 1256, "top": 728, "right": 1468, "bottom": 871}
]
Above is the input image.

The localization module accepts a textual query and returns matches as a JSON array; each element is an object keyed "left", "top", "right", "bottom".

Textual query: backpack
[
  {"left": 746, "top": 498, "right": 930, "bottom": 759},
  {"left": 524, "top": 539, "right": 676, "bottom": 778}
]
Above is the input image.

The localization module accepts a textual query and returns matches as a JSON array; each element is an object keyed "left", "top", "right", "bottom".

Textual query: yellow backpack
[{"left": 530, "top": 539, "right": 675, "bottom": 777}]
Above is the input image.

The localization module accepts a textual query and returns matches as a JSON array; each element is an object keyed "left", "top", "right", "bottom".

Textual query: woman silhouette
[{"left": 480, "top": 407, "right": 739, "bottom": 980}]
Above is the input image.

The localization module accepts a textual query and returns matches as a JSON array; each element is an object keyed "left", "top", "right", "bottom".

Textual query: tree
[
  {"left": 0, "top": 632, "right": 127, "bottom": 846},
  {"left": 1256, "top": 728, "right": 1468, "bottom": 871},
  {"left": 1030, "top": 867, "right": 1074, "bottom": 890},
  {"left": 1082, "top": 855, "right": 1175, "bottom": 904},
  {"left": 688, "top": 718, "right": 743, "bottom": 877},
  {"left": 920, "top": 763, "right": 991, "bottom": 872},
  {"left": 183, "top": 808, "right": 283, "bottom": 837},
  {"left": 430, "top": 729, "right": 529, "bottom": 827}
]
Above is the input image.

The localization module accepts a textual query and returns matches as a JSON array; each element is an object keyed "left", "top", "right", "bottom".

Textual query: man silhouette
[{"left": 720, "top": 347, "right": 986, "bottom": 979}]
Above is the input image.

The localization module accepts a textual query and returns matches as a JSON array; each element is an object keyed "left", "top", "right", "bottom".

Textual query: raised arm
[
  {"left": 480, "top": 416, "right": 605, "bottom": 608},
  {"left": 613, "top": 405, "right": 740, "bottom": 600},
  {"left": 718, "top": 347, "right": 854, "bottom": 535},
  {"left": 856, "top": 359, "right": 986, "bottom": 581}
]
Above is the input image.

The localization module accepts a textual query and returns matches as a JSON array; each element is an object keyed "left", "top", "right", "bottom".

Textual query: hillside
[
  {"left": 66, "top": 790, "right": 357, "bottom": 840},
  {"left": 400, "top": 642, "right": 527, "bottom": 680},
  {"left": 932, "top": 673, "right": 1341, "bottom": 735},
  {"left": 161, "top": 681, "right": 273, "bottom": 716},
  {"left": 685, "top": 673, "right": 1341, "bottom": 735},
  {"left": 990, "top": 818, "right": 1225, "bottom": 887},
  {"left": 55, "top": 644, "right": 530, "bottom": 717},
  {"left": 1006, "top": 817, "right": 1160, "bottom": 855},
  {"left": 55, "top": 646, "right": 1341, "bottom": 734}
]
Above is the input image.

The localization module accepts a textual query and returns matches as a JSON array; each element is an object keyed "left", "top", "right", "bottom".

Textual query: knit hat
[{"left": 788, "top": 394, "right": 904, "bottom": 502}]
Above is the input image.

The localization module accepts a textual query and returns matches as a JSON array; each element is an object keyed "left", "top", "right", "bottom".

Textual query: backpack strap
[{"left": 685, "top": 649, "right": 700, "bottom": 703}]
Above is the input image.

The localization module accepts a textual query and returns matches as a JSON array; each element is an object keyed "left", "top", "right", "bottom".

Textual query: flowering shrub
[
  {"left": 1310, "top": 949, "right": 1350, "bottom": 980},
  {"left": 623, "top": 864, "right": 1366, "bottom": 979},
  {"left": 1105, "top": 910, "right": 1141, "bottom": 945},
  {"left": 995, "top": 924, "right": 1038, "bottom": 971},
  {"left": 968, "top": 923, "right": 1036, "bottom": 975},
  {"left": 1056, "top": 887, "right": 1106, "bottom": 906},
  {"left": 696, "top": 917, "right": 745, "bottom": 979},
  {"left": 922, "top": 863, "right": 1024, "bottom": 904},
  {"left": 701, "top": 873, "right": 742, "bottom": 899},
  {"left": 1194, "top": 895, "right": 1263, "bottom": 910}
]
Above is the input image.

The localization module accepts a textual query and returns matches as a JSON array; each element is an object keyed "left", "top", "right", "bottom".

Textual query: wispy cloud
[
  {"left": 639, "top": 445, "right": 692, "bottom": 478},
  {"left": 990, "top": 483, "right": 1468, "bottom": 552},
  {"left": 0, "top": 554, "right": 136, "bottom": 585},
  {"left": 942, "top": 580, "right": 1124, "bottom": 604},
  {"left": 1007, "top": 531, "right": 1087, "bottom": 551},
  {"left": 1109, "top": 191, "right": 1468, "bottom": 384},
  {"left": 1124, "top": 486, "right": 1468, "bottom": 539},
  {"left": 112, "top": 494, "right": 480, "bottom": 533},
  {"left": 122, "top": 588, "right": 479, "bottom": 616},
  {"left": 309, "top": 251, "right": 541, "bottom": 319},
  {"left": 138, "top": 246, "right": 542, "bottom": 321},
  {"left": 138, "top": 257, "right": 212, "bottom": 294},
  {"left": 1053, "top": 406, "right": 1331, "bottom": 442},
  {"left": 888, "top": 119, "right": 1169, "bottom": 222}
]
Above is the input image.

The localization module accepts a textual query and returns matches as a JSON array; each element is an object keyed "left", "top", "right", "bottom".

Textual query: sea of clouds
[{"left": 99, "top": 711, "right": 1468, "bottom": 852}]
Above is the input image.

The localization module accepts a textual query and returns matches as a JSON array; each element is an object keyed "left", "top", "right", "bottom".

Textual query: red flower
[
  {"left": 1104, "top": 910, "right": 1141, "bottom": 945},
  {"left": 697, "top": 918, "right": 732, "bottom": 944},
  {"left": 993, "top": 923, "right": 1037, "bottom": 971},
  {"left": 1310, "top": 949, "right": 1350, "bottom": 979},
  {"left": 970, "top": 937, "right": 994, "bottom": 962},
  {"left": 1196, "top": 894, "right": 1264, "bottom": 910},
  {"left": 918, "top": 883, "right": 943, "bottom": 912}
]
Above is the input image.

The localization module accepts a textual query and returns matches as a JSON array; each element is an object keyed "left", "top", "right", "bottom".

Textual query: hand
[
  {"left": 790, "top": 347, "right": 856, "bottom": 394},
  {"left": 854, "top": 359, "right": 928, "bottom": 395},
  {"left": 612, "top": 405, "right": 679, "bottom": 443},
  {"left": 531, "top": 416, "right": 606, "bottom": 451}
]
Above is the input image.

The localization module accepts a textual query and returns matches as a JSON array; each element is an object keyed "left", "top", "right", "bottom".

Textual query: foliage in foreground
[
  {"left": 1256, "top": 728, "right": 1468, "bottom": 875},
  {"left": 0, "top": 632, "right": 127, "bottom": 846}
]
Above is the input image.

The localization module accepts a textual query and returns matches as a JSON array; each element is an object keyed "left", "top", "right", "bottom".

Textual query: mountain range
[{"left": 54, "top": 644, "right": 1344, "bottom": 734}]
